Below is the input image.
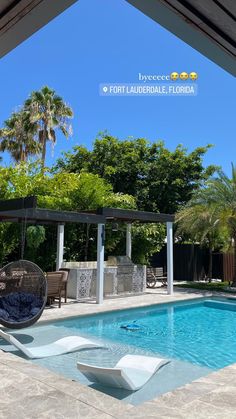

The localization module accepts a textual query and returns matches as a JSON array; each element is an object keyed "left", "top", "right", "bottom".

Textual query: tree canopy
[{"left": 55, "top": 134, "right": 216, "bottom": 213}]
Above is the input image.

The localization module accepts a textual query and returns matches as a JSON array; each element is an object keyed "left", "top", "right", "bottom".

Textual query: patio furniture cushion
[{"left": 0, "top": 292, "right": 43, "bottom": 322}]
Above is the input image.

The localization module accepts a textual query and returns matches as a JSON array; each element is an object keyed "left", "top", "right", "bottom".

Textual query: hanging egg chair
[{"left": 0, "top": 260, "right": 47, "bottom": 329}]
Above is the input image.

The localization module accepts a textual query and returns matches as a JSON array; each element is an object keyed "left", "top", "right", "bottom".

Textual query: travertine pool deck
[{"left": 1, "top": 288, "right": 236, "bottom": 418}]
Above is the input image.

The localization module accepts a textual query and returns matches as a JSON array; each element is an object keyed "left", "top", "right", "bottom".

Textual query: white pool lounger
[
  {"left": 0, "top": 329, "right": 103, "bottom": 359},
  {"left": 77, "top": 354, "right": 169, "bottom": 391}
]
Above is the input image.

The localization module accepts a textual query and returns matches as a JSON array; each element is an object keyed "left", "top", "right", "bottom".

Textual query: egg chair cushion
[{"left": 0, "top": 292, "right": 44, "bottom": 322}]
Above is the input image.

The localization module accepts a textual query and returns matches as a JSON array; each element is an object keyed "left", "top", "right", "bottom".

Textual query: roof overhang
[
  {"left": 0, "top": 0, "right": 78, "bottom": 58},
  {"left": 126, "top": 0, "right": 236, "bottom": 76},
  {"left": 0, "top": 1, "right": 235, "bottom": 75}
]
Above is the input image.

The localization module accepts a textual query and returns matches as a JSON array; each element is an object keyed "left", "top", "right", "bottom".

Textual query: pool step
[{"left": 204, "top": 300, "right": 236, "bottom": 312}]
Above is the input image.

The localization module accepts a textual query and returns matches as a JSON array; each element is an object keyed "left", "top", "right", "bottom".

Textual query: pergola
[{"left": 0, "top": 196, "right": 175, "bottom": 304}]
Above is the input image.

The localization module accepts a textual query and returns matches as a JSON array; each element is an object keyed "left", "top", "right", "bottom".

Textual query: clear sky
[{"left": 0, "top": 0, "right": 235, "bottom": 173}]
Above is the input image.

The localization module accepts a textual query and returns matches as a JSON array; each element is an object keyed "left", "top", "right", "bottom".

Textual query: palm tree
[
  {"left": 201, "top": 165, "right": 236, "bottom": 285},
  {"left": 0, "top": 111, "right": 41, "bottom": 162},
  {"left": 24, "top": 86, "right": 73, "bottom": 167},
  {"left": 176, "top": 202, "right": 224, "bottom": 281}
]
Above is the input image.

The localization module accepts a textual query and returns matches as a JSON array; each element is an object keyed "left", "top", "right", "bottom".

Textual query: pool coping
[
  {"left": 37, "top": 294, "right": 210, "bottom": 326},
  {"left": 1, "top": 288, "right": 236, "bottom": 418},
  {"left": 36, "top": 286, "right": 215, "bottom": 325}
]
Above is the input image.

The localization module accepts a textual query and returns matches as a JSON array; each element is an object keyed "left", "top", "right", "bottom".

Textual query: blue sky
[{"left": 0, "top": 0, "right": 235, "bottom": 173}]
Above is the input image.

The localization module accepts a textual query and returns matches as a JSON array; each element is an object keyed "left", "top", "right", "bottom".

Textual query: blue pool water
[
  {"left": 1, "top": 296, "right": 236, "bottom": 405},
  {"left": 48, "top": 297, "right": 236, "bottom": 370}
]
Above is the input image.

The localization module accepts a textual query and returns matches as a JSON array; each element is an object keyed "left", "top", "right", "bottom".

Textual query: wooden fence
[
  {"left": 223, "top": 252, "right": 234, "bottom": 282},
  {"left": 150, "top": 244, "right": 234, "bottom": 282}
]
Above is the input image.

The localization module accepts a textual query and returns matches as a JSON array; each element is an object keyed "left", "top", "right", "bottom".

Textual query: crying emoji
[
  {"left": 179, "top": 72, "right": 189, "bottom": 81},
  {"left": 189, "top": 72, "right": 198, "bottom": 81},
  {"left": 170, "top": 72, "right": 179, "bottom": 81}
]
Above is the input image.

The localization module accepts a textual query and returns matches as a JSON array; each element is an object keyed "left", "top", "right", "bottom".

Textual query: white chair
[
  {"left": 77, "top": 354, "right": 169, "bottom": 391},
  {"left": 0, "top": 329, "right": 103, "bottom": 359}
]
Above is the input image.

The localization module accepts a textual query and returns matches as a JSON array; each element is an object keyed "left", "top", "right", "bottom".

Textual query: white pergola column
[
  {"left": 126, "top": 223, "right": 132, "bottom": 259},
  {"left": 96, "top": 223, "right": 105, "bottom": 304},
  {"left": 167, "top": 222, "right": 174, "bottom": 295},
  {"left": 56, "top": 224, "right": 64, "bottom": 270}
]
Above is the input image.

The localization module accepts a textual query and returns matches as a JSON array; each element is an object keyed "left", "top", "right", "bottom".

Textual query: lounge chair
[
  {"left": 77, "top": 354, "right": 169, "bottom": 391},
  {"left": 0, "top": 329, "right": 103, "bottom": 359}
]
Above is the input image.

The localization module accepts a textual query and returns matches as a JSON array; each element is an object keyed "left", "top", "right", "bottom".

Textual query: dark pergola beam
[
  {"left": 97, "top": 207, "right": 175, "bottom": 223},
  {"left": 33, "top": 208, "right": 105, "bottom": 224},
  {"left": 0, "top": 196, "right": 37, "bottom": 212},
  {"left": 0, "top": 207, "right": 106, "bottom": 225},
  {"left": 0, "top": 197, "right": 174, "bottom": 224}
]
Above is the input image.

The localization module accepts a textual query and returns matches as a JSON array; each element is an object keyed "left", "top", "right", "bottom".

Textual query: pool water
[
  {"left": 1, "top": 297, "right": 236, "bottom": 405},
  {"left": 48, "top": 297, "right": 236, "bottom": 370}
]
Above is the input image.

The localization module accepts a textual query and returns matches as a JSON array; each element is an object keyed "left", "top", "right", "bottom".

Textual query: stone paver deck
[
  {"left": 38, "top": 287, "right": 211, "bottom": 323},
  {"left": 1, "top": 288, "right": 236, "bottom": 418}
]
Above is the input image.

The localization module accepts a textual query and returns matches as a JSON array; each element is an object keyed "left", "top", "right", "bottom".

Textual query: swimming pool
[{"left": 1, "top": 296, "right": 236, "bottom": 405}]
